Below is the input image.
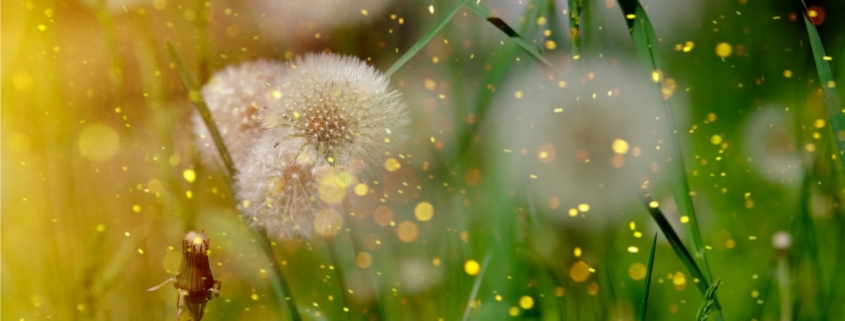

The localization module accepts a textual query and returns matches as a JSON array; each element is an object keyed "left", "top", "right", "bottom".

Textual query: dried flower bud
[{"left": 147, "top": 231, "right": 221, "bottom": 321}]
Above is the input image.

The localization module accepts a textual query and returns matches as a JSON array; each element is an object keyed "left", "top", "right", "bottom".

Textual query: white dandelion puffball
[
  {"left": 193, "top": 60, "right": 286, "bottom": 170},
  {"left": 236, "top": 134, "right": 323, "bottom": 240},
  {"left": 741, "top": 105, "right": 802, "bottom": 185},
  {"left": 487, "top": 58, "right": 682, "bottom": 223},
  {"left": 262, "top": 53, "right": 409, "bottom": 173}
]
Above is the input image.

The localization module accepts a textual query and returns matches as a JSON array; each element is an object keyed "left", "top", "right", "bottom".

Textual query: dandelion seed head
[
  {"left": 236, "top": 134, "right": 323, "bottom": 240},
  {"left": 194, "top": 60, "right": 286, "bottom": 170},
  {"left": 263, "top": 53, "right": 409, "bottom": 173}
]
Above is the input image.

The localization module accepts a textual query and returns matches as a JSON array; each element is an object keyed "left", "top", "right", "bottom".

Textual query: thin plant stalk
[
  {"left": 342, "top": 191, "right": 383, "bottom": 318},
  {"left": 776, "top": 252, "right": 792, "bottom": 321},
  {"left": 166, "top": 42, "right": 302, "bottom": 321},
  {"left": 638, "top": 194, "right": 723, "bottom": 319},
  {"left": 637, "top": 234, "right": 657, "bottom": 321},
  {"left": 326, "top": 237, "right": 354, "bottom": 321},
  {"left": 615, "top": 0, "right": 715, "bottom": 285},
  {"left": 257, "top": 231, "right": 303, "bottom": 321}
]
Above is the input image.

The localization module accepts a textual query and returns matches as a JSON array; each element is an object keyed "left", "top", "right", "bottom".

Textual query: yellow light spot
[
  {"left": 626, "top": 13, "right": 636, "bottom": 19},
  {"left": 183, "top": 169, "right": 196, "bottom": 182},
  {"left": 726, "top": 239, "right": 736, "bottom": 249},
  {"left": 628, "top": 263, "right": 647, "bottom": 280},
  {"left": 77, "top": 304, "right": 86, "bottom": 311},
  {"left": 78, "top": 123, "right": 120, "bottom": 162},
  {"left": 508, "top": 307, "right": 520, "bottom": 316},
  {"left": 432, "top": 257, "right": 441, "bottom": 266},
  {"left": 827, "top": 81, "right": 836, "bottom": 88},
  {"left": 715, "top": 42, "right": 733, "bottom": 58},
  {"left": 514, "top": 91, "right": 524, "bottom": 99},
  {"left": 574, "top": 247, "right": 582, "bottom": 257},
  {"left": 814, "top": 119, "right": 826, "bottom": 128},
  {"left": 424, "top": 78, "right": 436, "bottom": 91},
  {"left": 710, "top": 135, "right": 723, "bottom": 145},
  {"left": 568, "top": 208, "right": 578, "bottom": 217},
  {"left": 545, "top": 40, "right": 557, "bottom": 50},
  {"left": 396, "top": 221, "right": 419, "bottom": 242},
  {"left": 519, "top": 296, "right": 534, "bottom": 309},
  {"left": 578, "top": 203, "right": 590, "bottom": 212},
  {"left": 628, "top": 246, "right": 639, "bottom": 253},
  {"left": 354, "top": 183, "right": 368, "bottom": 196},
  {"left": 672, "top": 272, "right": 687, "bottom": 290},
  {"left": 251, "top": 293, "right": 259, "bottom": 301},
  {"left": 634, "top": 231, "right": 643, "bottom": 238},
  {"left": 555, "top": 286, "right": 565, "bottom": 296},
  {"left": 569, "top": 260, "right": 591, "bottom": 282},
  {"left": 384, "top": 157, "right": 401, "bottom": 172},
  {"left": 356, "top": 252, "right": 372, "bottom": 268},
  {"left": 805, "top": 143, "right": 816, "bottom": 152},
  {"left": 373, "top": 205, "right": 394, "bottom": 226},
  {"left": 682, "top": 41, "right": 695, "bottom": 52},
  {"left": 680, "top": 216, "right": 690, "bottom": 223},
  {"left": 612, "top": 139, "right": 630, "bottom": 154},
  {"left": 314, "top": 208, "right": 343, "bottom": 237},
  {"left": 272, "top": 90, "right": 282, "bottom": 99},
  {"left": 495, "top": 294, "right": 503, "bottom": 301},
  {"left": 96, "top": 224, "right": 105, "bottom": 232},
  {"left": 318, "top": 174, "right": 347, "bottom": 204},
  {"left": 38, "top": 24, "right": 46, "bottom": 31},
  {"left": 428, "top": 5, "right": 434, "bottom": 14},
  {"left": 651, "top": 70, "right": 661, "bottom": 83},
  {"left": 153, "top": 0, "right": 167, "bottom": 10},
  {"left": 707, "top": 113, "right": 717, "bottom": 122},
  {"left": 361, "top": 9, "right": 368, "bottom": 16},
  {"left": 132, "top": 205, "right": 141, "bottom": 213},
  {"left": 414, "top": 202, "right": 434, "bottom": 222},
  {"left": 751, "top": 290, "right": 759, "bottom": 298},
  {"left": 783, "top": 70, "right": 793, "bottom": 78},
  {"left": 536, "top": 17, "right": 547, "bottom": 25},
  {"left": 649, "top": 201, "right": 659, "bottom": 208},
  {"left": 464, "top": 260, "right": 480, "bottom": 276},
  {"left": 138, "top": 248, "right": 145, "bottom": 254},
  {"left": 587, "top": 282, "right": 600, "bottom": 295}
]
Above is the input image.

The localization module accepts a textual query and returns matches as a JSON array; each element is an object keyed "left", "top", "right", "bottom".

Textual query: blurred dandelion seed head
[
  {"left": 490, "top": 58, "right": 680, "bottom": 223},
  {"left": 194, "top": 60, "right": 286, "bottom": 170},
  {"left": 741, "top": 105, "right": 802, "bottom": 185},
  {"left": 263, "top": 53, "right": 409, "bottom": 173}
]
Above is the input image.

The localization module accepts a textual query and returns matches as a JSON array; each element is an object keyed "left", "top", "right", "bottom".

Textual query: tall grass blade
[
  {"left": 166, "top": 41, "right": 238, "bottom": 184},
  {"left": 638, "top": 194, "right": 723, "bottom": 319},
  {"left": 637, "top": 233, "right": 658, "bottom": 321},
  {"left": 464, "top": 1, "right": 556, "bottom": 72},
  {"left": 799, "top": 1, "right": 845, "bottom": 171},
  {"left": 384, "top": 0, "right": 470, "bottom": 78},
  {"left": 696, "top": 278, "right": 722, "bottom": 321},
  {"left": 566, "top": 0, "right": 583, "bottom": 58},
  {"left": 615, "top": 0, "right": 715, "bottom": 285},
  {"left": 460, "top": 251, "right": 494, "bottom": 321}
]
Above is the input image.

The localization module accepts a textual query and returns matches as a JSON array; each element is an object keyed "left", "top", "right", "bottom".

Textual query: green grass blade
[
  {"left": 383, "top": 0, "right": 470, "bottom": 78},
  {"left": 800, "top": 2, "right": 845, "bottom": 172},
  {"left": 637, "top": 233, "right": 658, "bottom": 321},
  {"left": 460, "top": 251, "right": 494, "bottom": 321},
  {"left": 696, "top": 278, "right": 722, "bottom": 321},
  {"left": 615, "top": 0, "right": 715, "bottom": 285},
  {"left": 638, "top": 194, "right": 723, "bottom": 319},
  {"left": 566, "top": 0, "right": 583, "bottom": 58},
  {"left": 166, "top": 41, "right": 238, "bottom": 183},
  {"left": 464, "top": 1, "right": 556, "bottom": 73}
]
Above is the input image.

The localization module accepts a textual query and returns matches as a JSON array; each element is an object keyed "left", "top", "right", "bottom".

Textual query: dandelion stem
[
  {"left": 258, "top": 231, "right": 303, "bottom": 321},
  {"left": 342, "top": 190, "right": 383, "bottom": 318},
  {"left": 326, "top": 237, "right": 355, "bottom": 321}
]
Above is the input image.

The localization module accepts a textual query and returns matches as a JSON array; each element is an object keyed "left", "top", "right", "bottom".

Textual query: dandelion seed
[
  {"left": 263, "top": 53, "right": 409, "bottom": 173},
  {"left": 194, "top": 60, "right": 286, "bottom": 170}
]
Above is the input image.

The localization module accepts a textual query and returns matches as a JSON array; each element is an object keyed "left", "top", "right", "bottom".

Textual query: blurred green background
[{"left": 3, "top": 0, "right": 845, "bottom": 320}]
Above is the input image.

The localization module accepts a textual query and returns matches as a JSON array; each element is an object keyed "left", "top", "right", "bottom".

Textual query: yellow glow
[
  {"left": 715, "top": 42, "right": 733, "bottom": 58},
  {"left": 629, "top": 263, "right": 647, "bottom": 280},
  {"left": 78, "top": 123, "right": 119, "bottom": 162},
  {"left": 519, "top": 296, "right": 534, "bottom": 309},
  {"left": 182, "top": 169, "right": 196, "bottom": 183},
  {"left": 464, "top": 260, "right": 480, "bottom": 276},
  {"left": 384, "top": 157, "right": 401, "bottom": 172},
  {"left": 414, "top": 202, "right": 434, "bottom": 222},
  {"left": 612, "top": 139, "right": 630, "bottom": 154},
  {"left": 569, "top": 260, "right": 590, "bottom": 282}
]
